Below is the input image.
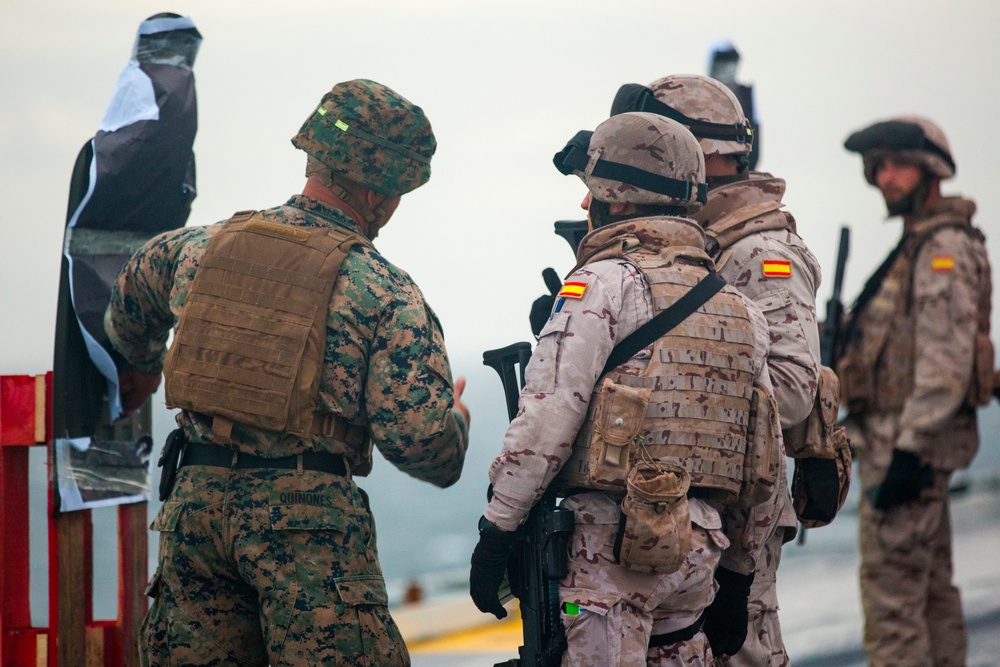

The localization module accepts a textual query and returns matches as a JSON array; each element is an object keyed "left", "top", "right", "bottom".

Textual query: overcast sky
[{"left": 2, "top": 0, "right": 999, "bottom": 389}]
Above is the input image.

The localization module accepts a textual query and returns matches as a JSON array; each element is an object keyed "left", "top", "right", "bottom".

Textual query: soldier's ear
[{"left": 608, "top": 202, "right": 635, "bottom": 216}]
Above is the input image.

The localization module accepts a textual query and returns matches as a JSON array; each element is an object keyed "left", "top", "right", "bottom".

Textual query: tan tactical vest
[
  {"left": 839, "top": 202, "right": 992, "bottom": 413},
  {"left": 164, "top": 210, "right": 371, "bottom": 444},
  {"left": 555, "top": 220, "right": 777, "bottom": 506},
  {"left": 693, "top": 174, "right": 795, "bottom": 268}
]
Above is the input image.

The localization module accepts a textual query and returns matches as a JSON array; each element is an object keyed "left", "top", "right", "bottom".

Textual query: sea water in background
[{"left": 27, "top": 352, "right": 1000, "bottom": 624}]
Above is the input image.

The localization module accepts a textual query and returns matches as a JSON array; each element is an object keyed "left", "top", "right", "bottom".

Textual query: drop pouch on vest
[
  {"left": 614, "top": 461, "right": 691, "bottom": 576},
  {"left": 967, "top": 332, "right": 995, "bottom": 407},
  {"left": 783, "top": 366, "right": 852, "bottom": 528},
  {"left": 737, "top": 383, "right": 780, "bottom": 508},
  {"left": 587, "top": 379, "right": 652, "bottom": 489}
]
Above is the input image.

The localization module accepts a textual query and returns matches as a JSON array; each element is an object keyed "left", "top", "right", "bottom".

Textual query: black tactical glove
[
  {"left": 702, "top": 567, "right": 754, "bottom": 658},
  {"left": 874, "top": 448, "right": 934, "bottom": 511},
  {"left": 470, "top": 516, "right": 517, "bottom": 619},
  {"left": 528, "top": 268, "right": 564, "bottom": 338}
]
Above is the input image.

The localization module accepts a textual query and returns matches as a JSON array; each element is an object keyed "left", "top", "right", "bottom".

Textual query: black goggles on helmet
[
  {"left": 552, "top": 129, "right": 708, "bottom": 204},
  {"left": 610, "top": 83, "right": 753, "bottom": 145},
  {"left": 843, "top": 120, "right": 955, "bottom": 172}
]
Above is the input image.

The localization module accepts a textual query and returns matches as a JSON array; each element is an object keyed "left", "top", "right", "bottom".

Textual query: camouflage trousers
[
  {"left": 140, "top": 464, "right": 408, "bottom": 667},
  {"left": 858, "top": 452, "right": 966, "bottom": 667},
  {"left": 716, "top": 526, "right": 790, "bottom": 667},
  {"left": 558, "top": 493, "right": 730, "bottom": 667}
]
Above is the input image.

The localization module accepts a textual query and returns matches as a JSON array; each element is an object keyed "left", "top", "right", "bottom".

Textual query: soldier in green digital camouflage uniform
[{"left": 105, "top": 79, "right": 470, "bottom": 667}]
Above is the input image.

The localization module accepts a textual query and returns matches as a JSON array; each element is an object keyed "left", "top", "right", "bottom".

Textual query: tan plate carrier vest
[
  {"left": 555, "top": 249, "right": 779, "bottom": 507},
  {"left": 839, "top": 218, "right": 993, "bottom": 414},
  {"left": 164, "top": 210, "right": 370, "bottom": 445}
]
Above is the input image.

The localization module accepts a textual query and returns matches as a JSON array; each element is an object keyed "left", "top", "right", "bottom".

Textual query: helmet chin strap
[{"left": 305, "top": 157, "right": 387, "bottom": 231}]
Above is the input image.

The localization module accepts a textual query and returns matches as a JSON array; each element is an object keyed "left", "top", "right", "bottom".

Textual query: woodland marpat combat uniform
[
  {"left": 842, "top": 197, "right": 990, "bottom": 667},
  {"left": 692, "top": 173, "right": 822, "bottom": 667},
  {"left": 106, "top": 80, "right": 466, "bottom": 666},
  {"left": 485, "top": 217, "right": 777, "bottom": 667},
  {"left": 107, "top": 197, "right": 467, "bottom": 666}
]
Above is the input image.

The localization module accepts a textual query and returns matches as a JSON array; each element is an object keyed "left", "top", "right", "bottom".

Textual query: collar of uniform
[
  {"left": 905, "top": 195, "right": 976, "bottom": 235},
  {"left": 575, "top": 216, "right": 709, "bottom": 267},
  {"left": 692, "top": 171, "right": 786, "bottom": 229},
  {"left": 284, "top": 195, "right": 367, "bottom": 236}
]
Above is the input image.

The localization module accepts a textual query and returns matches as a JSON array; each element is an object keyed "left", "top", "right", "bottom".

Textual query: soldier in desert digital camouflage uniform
[
  {"left": 470, "top": 112, "right": 783, "bottom": 667},
  {"left": 610, "top": 74, "right": 824, "bottom": 666},
  {"left": 105, "top": 79, "right": 470, "bottom": 667},
  {"left": 840, "top": 116, "right": 993, "bottom": 667}
]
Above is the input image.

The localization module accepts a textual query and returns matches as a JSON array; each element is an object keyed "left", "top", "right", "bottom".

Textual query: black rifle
[
  {"left": 483, "top": 342, "right": 576, "bottom": 667},
  {"left": 820, "top": 226, "right": 851, "bottom": 368},
  {"left": 553, "top": 219, "right": 588, "bottom": 255}
]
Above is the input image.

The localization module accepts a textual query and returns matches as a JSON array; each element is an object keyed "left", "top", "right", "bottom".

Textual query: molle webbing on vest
[
  {"left": 164, "top": 210, "right": 372, "bottom": 440},
  {"left": 558, "top": 254, "right": 757, "bottom": 503}
]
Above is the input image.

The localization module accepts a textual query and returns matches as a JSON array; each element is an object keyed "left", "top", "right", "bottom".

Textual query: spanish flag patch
[
  {"left": 761, "top": 259, "right": 792, "bottom": 278},
  {"left": 931, "top": 255, "right": 955, "bottom": 272},
  {"left": 558, "top": 281, "right": 588, "bottom": 299}
]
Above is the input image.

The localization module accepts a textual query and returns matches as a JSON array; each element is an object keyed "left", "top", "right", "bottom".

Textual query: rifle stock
[{"left": 483, "top": 343, "right": 575, "bottom": 667}]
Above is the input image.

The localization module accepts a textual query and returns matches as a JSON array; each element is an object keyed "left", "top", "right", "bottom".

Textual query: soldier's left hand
[{"left": 874, "top": 448, "right": 933, "bottom": 511}]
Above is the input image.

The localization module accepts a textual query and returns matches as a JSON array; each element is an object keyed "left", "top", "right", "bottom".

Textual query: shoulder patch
[
  {"left": 930, "top": 255, "right": 955, "bottom": 272},
  {"left": 558, "top": 281, "right": 588, "bottom": 299},
  {"left": 761, "top": 259, "right": 792, "bottom": 278}
]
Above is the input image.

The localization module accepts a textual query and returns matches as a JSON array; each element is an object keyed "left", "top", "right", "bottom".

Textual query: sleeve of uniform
[
  {"left": 726, "top": 234, "right": 822, "bottom": 427},
  {"left": 895, "top": 230, "right": 980, "bottom": 456},
  {"left": 719, "top": 295, "right": 780, "bottom": 574},
  {"left": 103, "top": 228, "right": 188, "bottom": 374},
  {"left": 365, "top": 279, "right": 468, "bottom": 488},
  {"left": 484, "top": 262, "right": 635, "bottom": 532}
]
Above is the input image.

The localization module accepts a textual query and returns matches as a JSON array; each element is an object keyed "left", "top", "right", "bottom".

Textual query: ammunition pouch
[
  {"left": 614, "top": 461, "right": 691, "bottom": 576},
  {"left": 784, "top": 366, "right": 852, "bottom": 528},
  {"left": 585, "top": 380, "right": 652, "bottom": 490},
  {"left": 157, "top": 428, "right": 187, "bottom": 502},
  {"left": 737, "top": 383, "right": 780, "bottom": 509}
]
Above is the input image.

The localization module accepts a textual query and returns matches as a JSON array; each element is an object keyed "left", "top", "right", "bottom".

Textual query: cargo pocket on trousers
[
  {"left": 336, "top": 576, "right": 409, "bottom": 667},
  {"left": 149, "top": 499, "right": 184, "bottom": 533}
]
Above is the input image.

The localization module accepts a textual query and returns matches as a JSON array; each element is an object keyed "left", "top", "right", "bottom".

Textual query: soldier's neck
[{"left": 301, "top": 177, "right": 373, "bottom": 236}]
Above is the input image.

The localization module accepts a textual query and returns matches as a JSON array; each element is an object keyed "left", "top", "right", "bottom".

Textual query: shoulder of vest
[{"left": 707, "top": 205, "right": 790, "bottom": 254}]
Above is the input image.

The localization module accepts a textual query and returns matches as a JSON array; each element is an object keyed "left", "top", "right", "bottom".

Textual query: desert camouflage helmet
[
  {"left": 292, "top": 79, "right": 436, "bottom": 196},
  {"left": 553, "top": 112, "right": 707, "bottom": 212},
  {"left": 611, "top": 74, "right": 752, "bottom": 158},
  {"left": 844, "top": 116, "right": 955, "bottom": 184}
]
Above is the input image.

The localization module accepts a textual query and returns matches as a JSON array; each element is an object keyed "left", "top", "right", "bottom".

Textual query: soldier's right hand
[
  {"left": 118, "top": 366, "right": 162, "bottom": 417},
  {"left": 469, "top": 517, "right": 516, "bottom": 619}
]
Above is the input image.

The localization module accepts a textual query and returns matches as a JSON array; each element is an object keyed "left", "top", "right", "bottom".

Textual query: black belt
[
  {"left": 648, "top": 616, "right": 705, "bottom": 648},
  {"left": 181, "top": 443, "right": 348, "bottom": 476}
]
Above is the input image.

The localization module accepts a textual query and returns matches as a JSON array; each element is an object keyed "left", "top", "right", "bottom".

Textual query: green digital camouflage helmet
[{"left": 292, "top": 79, "right": 436, "bottom": 196}]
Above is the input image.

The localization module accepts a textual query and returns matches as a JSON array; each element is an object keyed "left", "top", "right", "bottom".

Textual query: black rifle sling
[{"left": 600, "top": 271, "right": 726, "bottom": 378}]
